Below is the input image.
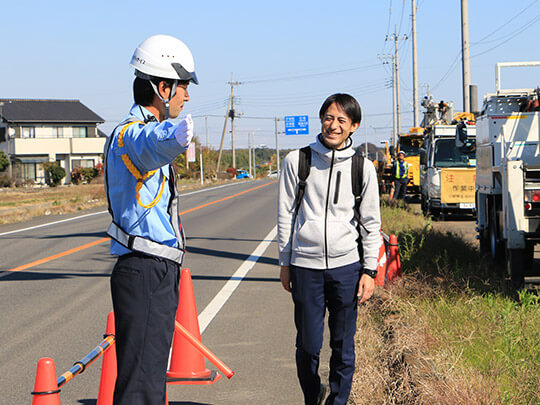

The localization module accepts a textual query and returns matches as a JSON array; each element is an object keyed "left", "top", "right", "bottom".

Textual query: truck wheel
[
  {"left": 506, "top": 246, "right": 533, "bottom": 288},
  {"left": 421, "top": 195, "right": 428, "bottom": 215},
  {"left": 429, "top": 203, "right": 440, "bottom": 220},
  {"left": 479, "top": 228, "right": 490, "bottom": 253},
  {"left": 488, "top": 203, "right": 503, "bottom": 260}
]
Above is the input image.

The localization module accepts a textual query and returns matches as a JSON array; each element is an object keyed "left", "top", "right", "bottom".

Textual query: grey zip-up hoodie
[{"left": 278, "top": 136, "right": 381, "bottom": 270}]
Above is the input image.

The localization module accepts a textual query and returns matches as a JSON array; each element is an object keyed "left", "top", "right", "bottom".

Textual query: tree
[
  {"left": 0, "top": 151, "right": 9, "bottom": 172},
  {"left": 42, "top": 162, "right": 66, "bottom": 187}
]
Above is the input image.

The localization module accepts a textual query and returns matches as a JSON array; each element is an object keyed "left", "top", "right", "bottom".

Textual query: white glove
[{"left": 174, "top": 114, "right": 194, "bottom": 148}]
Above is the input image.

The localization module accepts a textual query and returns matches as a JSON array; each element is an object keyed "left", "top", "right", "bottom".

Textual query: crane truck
[
  {"left": 419, "top": 97, "right": 477, "bottom": 218},
  {"left": 475, "top": 62, "right": 540, "bottom": 287}
]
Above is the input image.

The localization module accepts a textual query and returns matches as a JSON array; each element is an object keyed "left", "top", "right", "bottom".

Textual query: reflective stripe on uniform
[{"left": 107, "top": 222, "right": 185, "bottom": 264}]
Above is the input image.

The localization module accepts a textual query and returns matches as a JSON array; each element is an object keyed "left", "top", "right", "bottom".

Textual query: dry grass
[
  {"left": 0, "top": 182, "right": 107, "bottom": 224},
  {"left": 350, "top": 199, "right": 540, "bottom": 405},
  {"left": 0, "top": 177, "right": 238, "bottom": 225}
]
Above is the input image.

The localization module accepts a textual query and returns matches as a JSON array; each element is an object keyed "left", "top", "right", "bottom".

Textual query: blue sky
[{"left": 3, "top": 0, "right": 540, "bottom": 151}]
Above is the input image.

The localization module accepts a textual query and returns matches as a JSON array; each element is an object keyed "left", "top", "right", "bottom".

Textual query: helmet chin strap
[{"left": 149, "top": 80, "right": 178, "bottom": 120}]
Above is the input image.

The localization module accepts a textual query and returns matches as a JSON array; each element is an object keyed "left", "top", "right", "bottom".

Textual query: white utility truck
[
  {"left": 420, "top": 97, "right": 477, "bottom": 219},
  {"left": 476, "top": 61, "right": 540, "bottom": 286}
]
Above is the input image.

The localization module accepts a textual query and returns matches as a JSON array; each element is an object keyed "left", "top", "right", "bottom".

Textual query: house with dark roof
[{"left": 0, "top": 99, "right": 105, "bottom": 184}]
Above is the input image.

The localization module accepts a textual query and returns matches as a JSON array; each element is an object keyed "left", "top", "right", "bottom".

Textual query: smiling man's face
[{"left": 320, "top": 102, "right": 360, "bottom": 149}]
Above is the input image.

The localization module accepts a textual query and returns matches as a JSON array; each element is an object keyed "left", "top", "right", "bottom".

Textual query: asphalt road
[{"left": 0, "top": 179, "right": 320, "bottom": 405}]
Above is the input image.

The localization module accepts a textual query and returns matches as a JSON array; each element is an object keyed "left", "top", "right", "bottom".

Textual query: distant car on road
[
  {"left": 236, "top": 170, "right": 250, "bottom": 179},
  {"left": 267, "top": 170, "right": 278, "bottom": 178}
]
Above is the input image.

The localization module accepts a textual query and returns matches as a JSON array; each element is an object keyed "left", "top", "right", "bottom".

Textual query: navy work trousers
[
  {"left": 290, "top": 262, "right": 361, "bottom": 405},
  {"left": 110, "top": 252, "right": 180, "bottom": 405},
  {"left": 393, "top": 179, "right": 408, "bottom": 200}
]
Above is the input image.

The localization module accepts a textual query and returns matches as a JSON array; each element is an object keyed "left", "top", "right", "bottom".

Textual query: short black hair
[
  {"left": 319, "top": 93, "right": 362, "bottom": 124},
  {"left": 133, "top": 76, "right": 183, "bottom": 106}
]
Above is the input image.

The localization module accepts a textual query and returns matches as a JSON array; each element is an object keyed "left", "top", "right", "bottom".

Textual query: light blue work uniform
[{"left": 104, "top": 104, "right": 188, "bottom": 262}]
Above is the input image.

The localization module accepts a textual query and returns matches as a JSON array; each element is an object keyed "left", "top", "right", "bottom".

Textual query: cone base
[
  {"left": 166, "top": 366, "right": 212, "bottom": 379},
  {"left": 167, "top": 370, "right": 221, "bottom": 385}
]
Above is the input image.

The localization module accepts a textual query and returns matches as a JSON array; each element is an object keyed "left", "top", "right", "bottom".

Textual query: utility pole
[
  {"left": 412, "top": 0, "right": 419, "bottom": 126},
  {"left": 274, "top": 118, "right": 280, "bottom": 175},
  {"left": 199, "top": 144, "right": 204, "bottom": 185},
  {"left": 205, "top": 115, "right": 209, "bottom": 148},
  {"left": 461, "top": 0, "right": 471, "bottom": 112},
  {"left": 216, "top": 74, "right": 241, "bottom": 171},
  {"left": 248, "top": 133, "right": 252, "bottom": 179},
  {"left": 231, "top": 107, "right": 236, "bottom": 169},
  {"left": 252, "top": 135, "right": 256, "bottom": 178},
  {"left": 387, "top": 26, "right": 407, "bottom": 148},
  {"left": 378, "top": 54, "right": 396, "bottom": 148}
]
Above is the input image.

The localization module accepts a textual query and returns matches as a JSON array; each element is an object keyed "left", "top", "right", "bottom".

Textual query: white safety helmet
[{"left": 130, "top": 34, "right": 198, "bottom": 119}]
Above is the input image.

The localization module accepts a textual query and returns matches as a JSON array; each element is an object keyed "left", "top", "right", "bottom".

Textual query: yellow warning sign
[{"left": 440, "top": 168, "right": 476, "bottom": 203}]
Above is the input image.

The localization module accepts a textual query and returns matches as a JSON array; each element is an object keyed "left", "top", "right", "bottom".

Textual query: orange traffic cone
[
  {"left": 32, "top": 357, "right": 61, "bottom": 405},
  {"left": 385, "top": 234, "right": 402, "bottom": 283},
  {"left": 97, "top": 311, "right": 117, "bottom": 405},
  {"left": 167, "top": 268, "right": 219, "bottom": 385},
  {"left": 374, "top": 234, "right": 387, "bottom": 287}
]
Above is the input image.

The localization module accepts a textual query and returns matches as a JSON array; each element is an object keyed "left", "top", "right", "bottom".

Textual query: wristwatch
[{"left": 362, "top": 268, "right": 378, "bottom": 279}]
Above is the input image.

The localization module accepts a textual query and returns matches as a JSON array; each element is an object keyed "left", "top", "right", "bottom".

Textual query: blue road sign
[{"left": 284, "top": 115, "right": 309, "bottom": 135}]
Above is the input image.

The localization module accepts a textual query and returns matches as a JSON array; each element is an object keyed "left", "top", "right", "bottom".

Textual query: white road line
[
  {"left": 0, "top": 211, "right": 108, "bottom": 237},
  {"left": 0, "top": 181, "right": 252, "bottom": 237},
  {"left": 198, "top": 225, "right": 277, "bottom": 334}
]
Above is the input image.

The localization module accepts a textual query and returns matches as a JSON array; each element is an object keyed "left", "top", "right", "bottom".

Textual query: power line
[
  {"left": 471, "top": 0, "right": 538, "bottom": 45},
  {"left": 240, "top": 64, "right": 381, "bottom": 84},
  {"left": 471, "top": 13, "right": 540, "bottom": 58}
]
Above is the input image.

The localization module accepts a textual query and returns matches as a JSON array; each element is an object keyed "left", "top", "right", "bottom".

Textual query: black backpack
[{"left": 293, "top": 146, "right": 365, "bottom": 258}]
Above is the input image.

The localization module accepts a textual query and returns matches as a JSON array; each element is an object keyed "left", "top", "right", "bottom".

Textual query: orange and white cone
[{"left": 374, "top": 234, "right": 387, "bottom": 287}]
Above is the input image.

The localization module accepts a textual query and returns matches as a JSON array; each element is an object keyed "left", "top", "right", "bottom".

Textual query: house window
[
  {"left": 22, "top": 163, "right": 37, "bottom": 181},
  {"left": 73, "top": 127, "right": 87, "bottom": 138},
  {"left": 53, "top": 127, "right": 64, "bottom": 138},
  {"left": 22, "top": 127, "right": 35, "bottom": 138},
  {"left": 72, "top": 158, "right": 94, "bottom": 168}
]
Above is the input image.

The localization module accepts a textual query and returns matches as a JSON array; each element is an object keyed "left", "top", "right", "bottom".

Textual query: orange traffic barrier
[
  {"left": 385, "top": 234, "right": 402, "bottom": 283},
  {"left": 167, "top": 268, "right": 221, "bottom": 385},
  {"left": 32, "top": 357, "right": 61, "bottom": 405},
  {"left": 374, "top": 233, "right": 387, "bottom": 287},
  {"left": 97, "top": 312, "right": 117, "bottom": 405}
]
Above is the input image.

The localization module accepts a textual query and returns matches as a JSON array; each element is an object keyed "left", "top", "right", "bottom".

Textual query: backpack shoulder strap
[
  {"left": 352, "top": 151, "right": 365, "bottom": 261},
  {"left": 295, "top": 146, "right": 311, "bottom": 212},
  {"left": 352, "top": 151, "right": 364, "bottom": 222}
]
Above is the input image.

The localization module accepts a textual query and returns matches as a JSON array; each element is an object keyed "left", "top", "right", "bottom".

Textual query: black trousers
[
  {"left": 393, "top": 179, "right": 408, "bottom": 200},
  {"left": 110, "top": 252, "right": 179, "bottom": 405}
]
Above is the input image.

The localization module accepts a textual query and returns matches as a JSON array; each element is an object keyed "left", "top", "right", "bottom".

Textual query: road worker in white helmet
[{"left": 104, "top": 34, "right": 198, "bottom": 404}]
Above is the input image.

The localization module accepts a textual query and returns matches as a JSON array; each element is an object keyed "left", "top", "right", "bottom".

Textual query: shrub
[
  {"left": 0, "top": 151, "right": 9, "bottom": 172},
  {"left": 95, "top": 162, "right": 104, "bottom": 175},
  {"left": 226, "top": 167, "right": 236, "bottom": 178},
  {"left": 0, "top": 173, "right": 12, "bottom": 187},
  {"left": 71, "top": 167, "right": 83, "bottom": 185},
  {"left": 81, "top": 167, "right": 99, "bottom": 182},
  {"left": 42, "top": 162, "right": 66, "bottom": 187}
]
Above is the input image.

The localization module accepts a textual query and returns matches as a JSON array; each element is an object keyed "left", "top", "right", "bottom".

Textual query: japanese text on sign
[{"left": 284, "top": 115, "right": 309, "bottom": 135}]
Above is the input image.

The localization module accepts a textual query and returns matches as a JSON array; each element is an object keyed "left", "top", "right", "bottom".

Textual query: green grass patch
[{"left": 369, "top": 198, "right": 540, "bottom": 404}]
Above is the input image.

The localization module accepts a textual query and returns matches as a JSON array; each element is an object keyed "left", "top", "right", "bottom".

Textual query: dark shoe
[{"left": 316, "top": 383, "right": 327, "bottom": 405}]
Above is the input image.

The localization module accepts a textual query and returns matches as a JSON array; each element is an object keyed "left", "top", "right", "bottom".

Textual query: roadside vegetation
[
  {"left": 0, "top": 175, "right": 246, "bottom": 225},
  {"left": 350, "top": 197, "right": 539, "bottom": 404}
]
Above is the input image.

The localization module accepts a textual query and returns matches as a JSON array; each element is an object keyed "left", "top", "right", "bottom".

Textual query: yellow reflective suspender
[{"left": 118, "top": 120, "right": 166, "bottom": 209}]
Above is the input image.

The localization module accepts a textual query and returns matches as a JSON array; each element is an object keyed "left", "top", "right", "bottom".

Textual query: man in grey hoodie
[{"left": 278, "top": 93, "right": 381, "bottom": 405}]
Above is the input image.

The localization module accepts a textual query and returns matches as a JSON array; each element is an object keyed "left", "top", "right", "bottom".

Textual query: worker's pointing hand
[{"left": 174, "top": 114, "right": 194, "bottom": 148}]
